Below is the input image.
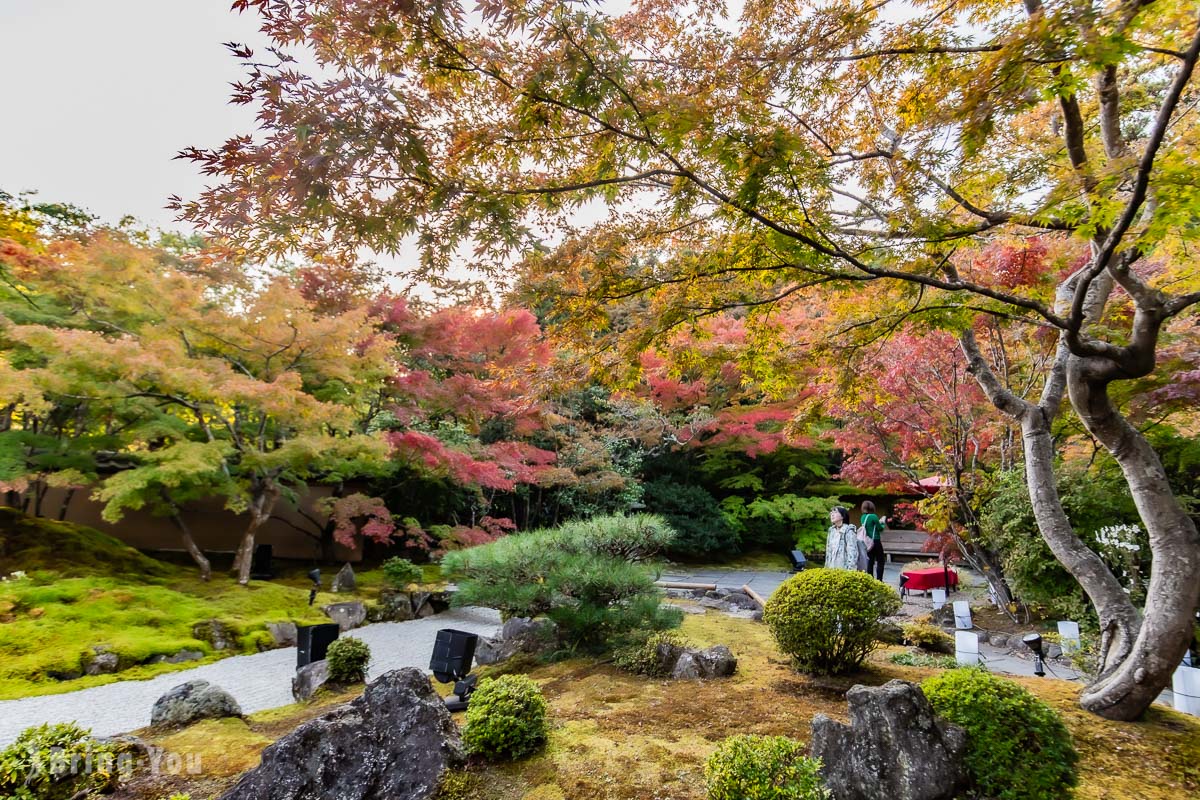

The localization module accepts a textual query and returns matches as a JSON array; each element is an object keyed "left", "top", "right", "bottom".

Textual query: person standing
[
  {"left": 825, "top": 506, "right": 858, "bottom": 570},
  {"left": 861, "top": 500, "right": 887, "bottom": 580}
]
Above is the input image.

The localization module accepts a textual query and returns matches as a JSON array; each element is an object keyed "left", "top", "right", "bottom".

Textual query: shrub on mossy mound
[{"left": 922, "top": 667, "right": 1078, "bottom": 800}]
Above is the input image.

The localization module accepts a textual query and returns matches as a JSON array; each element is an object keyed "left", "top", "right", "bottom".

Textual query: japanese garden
[{"left": 0, "top": 0, "right": 1198, "bottom": 798}]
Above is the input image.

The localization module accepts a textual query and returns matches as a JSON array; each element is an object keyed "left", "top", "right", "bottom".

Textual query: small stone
[
  {"left": 664, "top": 602, "right": 706, "bottom": 615},
  {"left": 989, "top": 633, "right": 1010, "bottom": 648},
  {"left": 292, "top": 660, "right": 330, "bottom": 701},
  {"left": 332, "top": 563, "right": 356, "bottom": 593},
  {"left": 85, "top": 647, "right": 120, "bottom": 676},
  {"left": 668, "top": 645, "right": 737, "bottom": 680},
  {"left": 149, "top": 649, "right": 205, "bottom": 665},
  {"left": 322, "top": 601, "right": 367, "bottom": 632},
  {"left": 193, "top": 620, "right": 235, "bottom": 650},
  {"left": 151, "top": 680, "right": 242, "bottom": 728},
  {"left": 267, "top": 622, "right": 298, "bottom": 648},
  {"left": 1045, "top": 643, "right": 1063, "bottom": 659}
]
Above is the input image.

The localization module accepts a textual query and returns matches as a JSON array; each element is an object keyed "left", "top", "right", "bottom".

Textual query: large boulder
[
  {"left": 220, "top": 668, "right": 464, "bottom": 800},
  {"left": 151, "top": 680, "right": 242, "bottom": 728},
  {"left": 323, "top": 601, "right": 367, "bottom": 632},
  {"left": 192, "top": 620, "right": 236, "bottom": 650},
  {"left": 85, "top": 646, "right": 120, "bottom": 675},
  {"left": 810, "top": 680, "right": 967, "bottom": 800}
]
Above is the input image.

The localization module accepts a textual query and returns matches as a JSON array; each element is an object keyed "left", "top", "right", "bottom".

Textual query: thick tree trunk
[
  {"left": 1069, "top": 364, "right": 1200, "bottom": 720},
  {"left": 233, "top": 478, "right": 282, "bottom": 586},
  {"left": 172, "top": 513, "right": 212, "bottom": 581}
]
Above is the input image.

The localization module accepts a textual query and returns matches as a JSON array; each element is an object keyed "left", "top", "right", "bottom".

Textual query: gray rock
[
  {"left": 664, "top": 602, "right": 706, "bottom": 615},
  {"left": 1045, "top": 643, "right": 1063, "bottom": 659},
  {"left": 219, "top": 669, "right": 464, "bottom": 800},
  {"left": 722, "top": 592, "right": 762, "bottom": 611},
  {"left": 699, "top": 597, "right": 728, "bottom": 610},
  {"left": 876, "top": 622, "right": 905, "bottom": 645},
  {"left": 930, "top": 606, "right": 956, "bottom": 627},
  {"left": 148, "top": 649, "right": 205, "bottom": 665},
  {"left": 292, "top": 660, "right": 330, "bottom": 702},
  {"left": 323, "top": 601, "right": 367, "bottom": 632},
  {"left": 811, "top": 680, "right": 967, "bottom": 800},
  {"left": 704, "top": 590, "right": 724, "bottom": 600},
  {"left": 193, "top": 620, "right": 235, "bottom": 651},
  {"left": 267, "top": 622, "right": 298, "bottom": 648},
  {"left": 332, "top": 563, "right": 357, "bottom": 593},
  {"left": 375, "top": 591, "right": 416, "bottom": 622},
  {"left": 989, "top": 633, "right": 1010, "bottom": 648},
  {"left": 670, "top": 646, "right": 737, "bottom": 680},
  {"left": 475, "top": 618, "right": 558, "bottom": 665},
  {"left": 85, "top": 647, "right": 120, "bottom": 676},
  {"left": 151, "top": 680, "right": 242, "bottom": 728}
]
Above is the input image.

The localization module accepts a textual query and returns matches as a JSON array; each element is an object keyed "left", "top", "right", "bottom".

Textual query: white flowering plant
[{"left": 1093, "top": 524, "right": 1148, "bottom": 604}]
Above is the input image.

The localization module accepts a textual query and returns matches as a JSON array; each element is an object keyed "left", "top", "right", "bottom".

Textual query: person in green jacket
[{"left": 860, "top": 500, "right": 887, "bottom": 580}]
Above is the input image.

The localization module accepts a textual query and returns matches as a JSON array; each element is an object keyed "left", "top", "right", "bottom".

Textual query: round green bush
[
  {"left": 462, "top": 674, "right": 549, "bottom": 760},
  {"left": 921, "top": 667, "right": 1078, "bottom": 800},
  {"left": 381, "top": 557, "right": 423, "bottom": 588},
  {"left": 326, "top": 636, "right": 371, "bottom": 683},
  {"left": 763, "top": 570, "right": 900, "bottom": 675},
  {"left": 704, "top": 735, "right": 831, "bottom": 800},
  {"left": 0, "top": 722, "right": 120, "bottom": 799}
]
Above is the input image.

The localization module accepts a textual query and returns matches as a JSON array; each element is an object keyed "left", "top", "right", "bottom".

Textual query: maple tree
[{"left": 179, "top": 0, "right": 1200, "bottom": 719}]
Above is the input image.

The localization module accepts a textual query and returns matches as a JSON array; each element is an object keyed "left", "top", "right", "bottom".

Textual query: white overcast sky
[{"left": 0, "top": 0, "right": 269, "bottom": 231}]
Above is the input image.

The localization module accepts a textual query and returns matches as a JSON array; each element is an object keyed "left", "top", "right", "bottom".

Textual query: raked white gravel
[{"left": 0, "top": 606, "right": 501, "bottom": 746}]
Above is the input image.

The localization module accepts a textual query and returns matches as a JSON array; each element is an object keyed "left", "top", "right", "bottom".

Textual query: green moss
[
  {"left": 0, "top": 507, "right": 172, "bottom": 578},
  {"left": 0, "top": 512, "right": 373, "bottom": 699}
]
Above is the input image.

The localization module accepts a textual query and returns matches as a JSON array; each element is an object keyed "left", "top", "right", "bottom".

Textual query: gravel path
[{"left": 0, "top": 607, "right": 501, "bottom": 746}]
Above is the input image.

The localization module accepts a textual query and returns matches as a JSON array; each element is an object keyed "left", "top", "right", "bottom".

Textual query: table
[{"left": 900, "top": 566, "right": 958, "bottom": 592}]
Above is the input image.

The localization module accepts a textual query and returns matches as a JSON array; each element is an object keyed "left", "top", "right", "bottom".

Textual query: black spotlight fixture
[
  {"left": 430, "top": 628, "right": 479, "bottom": 712},
  {"left": 1023, "top": 633, "right": 1046, "bottom": 677},
  {"left": 788, "top": 550, "right": 807, "bottom": 572},
  {"left": 307, "top": 568, "right": 321, "bottom": 607}
]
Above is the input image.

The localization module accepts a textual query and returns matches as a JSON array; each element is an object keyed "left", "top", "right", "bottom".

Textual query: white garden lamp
[
  {"left": 1173, "top": 664, "right": 1200, "bottom": 717},
  {"left": 955, "top": 631, "right": 980, "bottom": 666},
  {"left": 1057, "top": 621, "right": 1081, "bottom": 654}
]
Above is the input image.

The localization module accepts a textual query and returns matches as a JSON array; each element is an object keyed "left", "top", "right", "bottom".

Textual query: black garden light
[
  {"left": 307, "top": 568, "right": 321, "bottom": 607},
  {"left": 430, "top": 628, "right": 479, "bottom": 712},
  {"left": 788, "top": 550, "right": 807, "bottom": 572},
  {"left": 1023, "top": 633, "right": 1046, "bottom": 677}
]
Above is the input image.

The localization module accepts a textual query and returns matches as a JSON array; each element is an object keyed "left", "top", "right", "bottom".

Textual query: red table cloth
[{"left": 901, "top": 566, "right": 959, "bottom": 591}]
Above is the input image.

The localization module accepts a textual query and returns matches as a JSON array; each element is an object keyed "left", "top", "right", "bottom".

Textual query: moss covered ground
[
  {"left": 0, "top": 509, "right": 410, "bottom": 700},
  {"left": 116, "top": 610, "right": 1200, "bottom": 800}
]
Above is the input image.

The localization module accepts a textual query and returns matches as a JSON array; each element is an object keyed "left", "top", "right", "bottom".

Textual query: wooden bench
[{"left": 880, "top": 529, "right": 939, "bottom": 562}]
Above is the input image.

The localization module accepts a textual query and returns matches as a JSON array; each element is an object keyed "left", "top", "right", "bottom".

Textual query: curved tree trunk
[
  {"left": 1069, "top": 361, "right": 1200, "bottom": 719},
  {"left": 233, "top": 477, "right": 282, "bottom": 586},
  {"left": 172, "top": 512, "right": 212, "bottom": 581}
]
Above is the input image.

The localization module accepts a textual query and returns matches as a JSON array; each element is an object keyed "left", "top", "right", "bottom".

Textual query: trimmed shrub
[
  {"left": 462, "top": 675, "right": 548, "bottom": 760},
  {"left": 901, "top": 621, "right": 953, "bottom": 653},
  {"left": 326, "top": 637, "right": 371, "bottom": 684},
  {"left": 0, "top": 722, "right": 120, "bottom": 799},
  {"left": 381, "top": 557, "right": 423, "bottom": 588},
  {"left": 613, "top": 630, "right": 690, "bottom": 677},
  {"left": 442, "top": 514, "right": 682, "bottom": 651},
  {"left": 764, "top": 570, "right": 900, "bottom": 675},
  {"left": 704, "top": 735, "right": 831, "bottom": 800},
  {"left": 922, "top": 667, "right": 1078, "bottom": 800}
]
